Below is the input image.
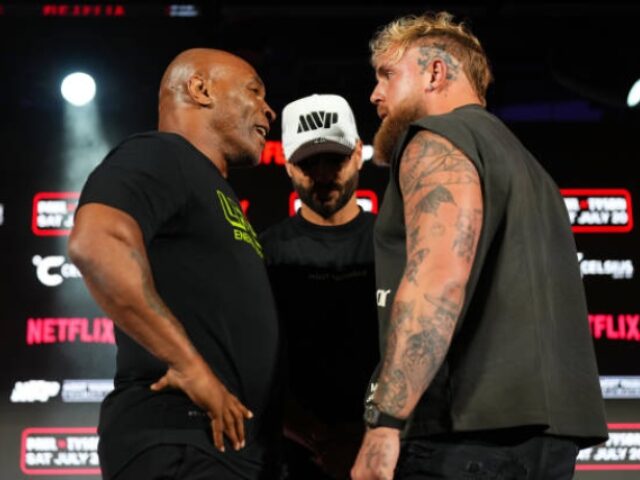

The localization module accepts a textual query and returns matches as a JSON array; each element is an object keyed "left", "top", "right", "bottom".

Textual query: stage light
[
  {"left": 60, "top": 72, "right": 96, "bottom": 106},
  {"left": 627, "top": 79, "right": 640, "bottom": 108},
  {"left": 362, "top": 144, "right": 374, "bottom": 162}
]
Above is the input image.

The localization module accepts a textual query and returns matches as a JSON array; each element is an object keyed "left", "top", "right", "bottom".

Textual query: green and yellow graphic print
[{"left": 216, "top": 190, "right": 263, "bottom": 258}]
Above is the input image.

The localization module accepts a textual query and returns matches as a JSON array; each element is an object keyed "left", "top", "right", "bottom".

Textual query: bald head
[
  {"left": 158, "top": 48, "right": 257, "bottom": 112},
  {"left": 155, "top": 47, "right": 275, "bottom": 175}
]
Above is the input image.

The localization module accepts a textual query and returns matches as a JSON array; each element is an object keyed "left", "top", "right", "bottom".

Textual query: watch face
[
  {"left": 364, "top": 404, "right": 380, "bottom": 425},
  {"left": 364, "top": 404, "right": 407, "bottom": 430}
]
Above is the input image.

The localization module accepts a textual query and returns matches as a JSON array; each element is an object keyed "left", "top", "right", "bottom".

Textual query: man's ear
[
  {"left": 186, "top": 75, "right": 214, "bottom": 106},
  {"left": 284, "top": 161, "right": 295, "bottom": 178},
  {"left": 353, "top": 140, "right": 364, "bottom": 170},
  {"left": 426, "top": 58, "right": 448, "bottom": 93}
]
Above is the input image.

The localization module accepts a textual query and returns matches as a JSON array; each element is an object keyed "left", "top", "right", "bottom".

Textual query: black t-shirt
[
  {"left": 78, "top": 132, "right": 281, "bottom": 479},
  {"left": 260, "top": 210, "right": 379, "bottom": 425}
]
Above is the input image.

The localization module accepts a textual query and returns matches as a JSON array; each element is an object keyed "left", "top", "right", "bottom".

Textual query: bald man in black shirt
[{"left": 69, "top": 49, "right": 280, "bottom": 480}]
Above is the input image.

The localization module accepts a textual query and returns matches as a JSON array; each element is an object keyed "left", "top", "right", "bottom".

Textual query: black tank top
[{"left": 374, "top": 104, "right": 607, "bottom": 447}]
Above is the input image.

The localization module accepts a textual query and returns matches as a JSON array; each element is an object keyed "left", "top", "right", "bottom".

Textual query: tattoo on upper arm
[
  {"left": 400, "top": 132, "right": 479, "bottom": 199},
  {"left": 407, "top": 225, "right": 421, "bottom": 253},
  {"left": 453, "top": 208, "right": 482, "bottom": 263},
  {"left": 430, "top": 222, "right": 446, "bottom": 237},
  {"left": 400, "top": 131, "right": 481, "bottom": 257},
  {"left": 405, "top": 248, "right": 429, "bottom": 285},
  {"left": 414, "top": 185, "right": 456, "bottom": 217},
  {"left": 130, "top": 250, "right": 172, "bottom": 318}
]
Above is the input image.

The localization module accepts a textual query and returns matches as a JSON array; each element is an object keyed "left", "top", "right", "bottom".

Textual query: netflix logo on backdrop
[
  {"left": 26, "top": 317, "right": 115, "bottom": 345},
  {"left": 589, "top": 314, "right": 640, "bottom": 342},
  {"left": 561, "top": 189, "right": 633, "bottom": 233}
]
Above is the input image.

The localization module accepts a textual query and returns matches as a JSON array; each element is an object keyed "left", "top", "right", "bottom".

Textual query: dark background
[{"left": 1, "top": 1, "right": 639, "bottom": 478}]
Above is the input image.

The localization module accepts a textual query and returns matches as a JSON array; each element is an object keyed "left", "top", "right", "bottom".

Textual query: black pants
[
  {"left": 113, "top": 444, "right": 243, "bottom": 480},
  {"left": 395, "top": 434, "right": 579, "bottom": 480}
]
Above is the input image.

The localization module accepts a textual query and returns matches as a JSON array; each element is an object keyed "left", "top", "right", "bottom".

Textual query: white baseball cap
[{"left": 281, "top": 94, "right": 359, "bottom": 163}]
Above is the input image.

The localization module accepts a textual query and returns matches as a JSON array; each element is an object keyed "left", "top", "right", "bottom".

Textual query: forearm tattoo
[
  {"left": 130, "top": 250, "right": 172, "bottom": 319},
  {"left": 405, "top": 248, "right": 429, "bottom": 285},
  {"left": 363, "top": 437, "right": 395, "bottom": 480},
  {"left": 377, "top": 301, "right": 413, "bottom": 415},
  {"left": 453, "top": 208, "right": 482, "bottom": 263}
]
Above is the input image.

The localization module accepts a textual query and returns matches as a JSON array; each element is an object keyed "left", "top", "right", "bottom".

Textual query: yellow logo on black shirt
[{"left": 216, "top": 190, "right": 263, "bottom": 258}]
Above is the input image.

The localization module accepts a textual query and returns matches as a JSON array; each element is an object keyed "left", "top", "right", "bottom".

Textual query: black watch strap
[{"left": 364, "top": 403, "right": 407, "bottom": 430}]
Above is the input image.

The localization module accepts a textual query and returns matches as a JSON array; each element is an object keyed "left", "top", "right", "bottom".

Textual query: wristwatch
[{"left": 363, "top": 403, "right": 407, "bottom": 430}]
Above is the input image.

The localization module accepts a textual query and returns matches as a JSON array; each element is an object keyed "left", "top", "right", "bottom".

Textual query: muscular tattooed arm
[
  {"left": 68, "top": 203, "right": 252, "bottom": 452},
  {"left": 352, "top": 130, "right": 483, "bottom": 480},
  {"left": 375, "top": 129, "right": 483, "bottom": 417}
]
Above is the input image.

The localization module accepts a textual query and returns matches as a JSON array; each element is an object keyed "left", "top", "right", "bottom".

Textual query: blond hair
[{"left": 370, "top": 11, "right": 493, "bottom": 102}]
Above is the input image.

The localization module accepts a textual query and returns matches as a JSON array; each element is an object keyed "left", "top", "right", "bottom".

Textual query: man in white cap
[{"left": 260, "top": 94, "right": 379, "bottom": 480}]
